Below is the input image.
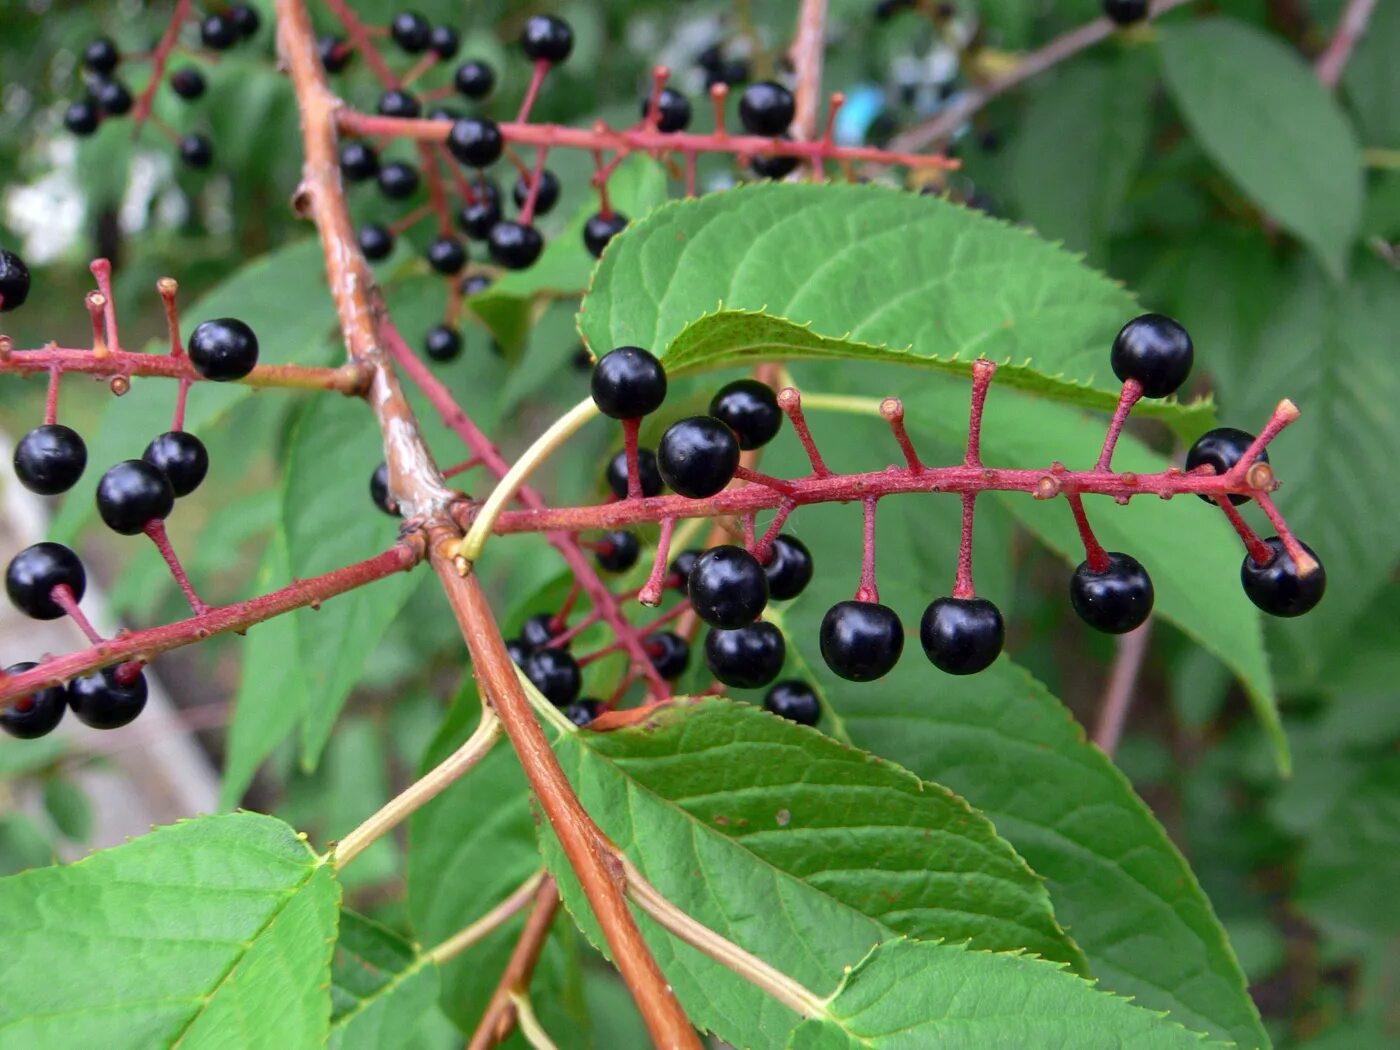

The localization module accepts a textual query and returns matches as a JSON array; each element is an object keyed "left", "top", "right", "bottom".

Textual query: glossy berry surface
[
  {"left": 6, "top": 542, "right": 86, "bottom": 620},
  {"left": 143, "top": 431, "right": 209, "bottom": 498},
  {"left": 1110, "top": 313, "right": 1193, "bottom": 399},
  {"left": 170, "top": 67, "right": 207, "bottom": 100},
  {"left": 426, "top": 235, "right": 467, "bottom": 275},
  {"left": 565, "top": 699, "right": 601, "bottom": 728},
  {"left": 429, "top": 25, "right": 460, "bottom": 58},
  {"left": 458, "top": 181, "right": 502, "bottom": 239},
  {"left": 920, "top": 597, "right": 1004, "bottom": 675},
  {"left": 0, "top": 249, "right": 31, "bottom": 311},
  {"left": 0, "top": 663, "right": 67, "bottom": 740},
  {"left": 751, "top": 151, "right": 799, "bottom": 180},
  {"left": 520, "top": 612, "right": 562, "bottom": 651},
  {"left": 591, "top": 346, "right": 667, "bottom": 418},
  {"left": 645, "top": 631, "right": 691, "bottom": 679},
  {"left": 764, "top": 680, "right": 820, "bottom": 726},
  {"left": 230, "top": 3, "right": 260, "bottom": 36},
  {"left": 583, "top": 212, "right": 628, "bottom": 257},
  {"left": 460, "top": 273, "right": 492, "bottom": 297},
  {"left": 605, "top": 448, "right": 663, "bottom": 499},
  {"left": 447, "top": 117, "right": 504, "bottom": 168},
  {"left": 179, "top": 134, "right": 214, "bottom": 170},
  {"left": 688, "top": 545, "right": 768, "bottom": 628},
  {"left": 64, "top": 101, "right": 100, "bottom": 136},
  {"left": 201, "top": 13, "right": 239, "bottom": 50},
  {"left": 739, "top": 81, "right": 796, "bottom": 136},
  {"left": 488, "top": 221, "right": 543, "bottom": 270},
  {"left": 1185, "top": 427, "right": 1267, "bottom": 505},
  {"left": 454, "top": 60, "right": 496, "bottom": 99},
  {"left": 513, "top": 170, "right": 560, "bottom": 216},
  {"left": 763, "top": 534, "right": 813, "bottom": 601},
  {"left": 97, "top": 460, "right": 174, "bottom": 535},
  {"left": 1069, "top": 552, "right": 1154, "bottom": 634},
  {"left": 522, "top": 648, "right": 582, "bottom": 706},
  {"left": 1104, "top": 0, "right": 1150, "bottom": 25},
  {"left": 189, "top": 317, "right": 258, "bottom": 380},
  {"left": 820, "top": 601, "right": 904, "bottom": 681},
  {"left": 377, "top": 161, "right": 420, "bottom": 199},
  {"left": 705, "top": 622, "right": 786, "bottom": 689},
  {"left": 93, "top": 79, "right": 133, "bottom": 116},
  {"left": 520, "top": 15, "right": 574, "bottom": 63},
  {"left": 710, "top": 379, "right": 782, "bottom": 450},
  {"left": 359, "top": 223, "right": 395, "bottom": 260},
  {"left": 15, "top": 424, "right": 87, "bottom": 496},
  {"left": 83, "top": 37, "right": 120, "bottom": 74},
  {"left": 667, "top": 549, "right": 700, "bottom": 590},
  {"left": 319, "top": 35, "right": 353, "bottom": 73},
  {"left": 340, "top": 141, "right": 379, "bottom": 181},
  {"left": 1241, "top": 537, "right": 1326, "bottom": 617},
  {"left": 643, "top": 88, "right": 692, "bottom": 132},
  {"left": 68, "top": 667, "right": 148, "bottom": 730},
  {"left": 595, "top": 530, "right": 640, "bottom": 573},
  {"left": 378, "top": 89, "right": 422, "bottom": 119},
  {"left": 424, "top": 324, "right": 463, "bottom": 362},
  {"left": 390, "top": 11, "right": 431, "bottom": 52},
  {"left": 658, "top": 417, "right": 740, "bottom": 499},
  {"left": 370, "top": 463, "right": 397, "bottom": 515}
]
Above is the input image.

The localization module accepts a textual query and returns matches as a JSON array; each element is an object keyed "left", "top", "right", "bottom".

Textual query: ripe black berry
[
  {"left": 370, "top": 463, "right": 397, "bottom": 515},
  {"left": 93, "top": 78, "right": 133, "bottom": 116},
  {"left": 454, "top": 60, "right": 496, "bottom": 99},
  {"left": 170, "top": 67, "right": 207, "bottom": 100},
  {"left": 820, "top": 601, "right": 904, "bottom": 681},
  {"left": 424, "top": 324, "right": 463, "bottom": 362},
  {"left": 595, "top": 530, "right": 640, "bottom": 573},
  {"left": 359, "top": 223, "right": 395, "bottom": 261},
  {"left": 64, "top": 101, "right": 101, "bottom": 136},
  {"left": 201, "top": 13, "right": 240, "bottom": 50},
  {"left": 522, "top": 648, "right": 582, "bottom": 706},
  {"left": 15, "top": 424, "right": 87, "bottom": 496},
  {"left": 565, "top": 699, "right": 601, "bottom": 727},
  {"left": 460, "top": 272, "right": 492, "bottom": 297},
  {"left": 83, "top": 37, "right": 120, "bottom": 75},
  {"left": 751, "top": 150, "right": 799, "bottom": 180},
  {"left": 189, "top": 317, "right": 258, "bottom": 380},
  {"left": 0, "top": 663, "right": 67, "bottom": 740},
  {"left": 763, "top": 534, "right": 813, "bottom": 601},
  {"left": 584, "top": 212, "right": 629, "bottom": 258},
  {"left": 591, "top": 346, "right": 667, "bottom": 419},
  {"left": 377, "top": 161, "right": 421, "bottom": 199},
  {"left": 920, "top": 597, "right": 1004, "bottom": 675},
  {"left": 143, "top": 431, "right": 209, "bottom": 498},
  {"left": 0, "top": 248, "right": 32, "bottom": 311},
  {"left": 458, "top": 180, "right": 502, "bottom": 239},
  {"left": 429, "top": 25, "right": 460, "bottom": 59},
  {"left": 764, "top": 680, "right": 820, "bottom": 726},
  {"left": 1185, "top": 428, "right": 1267, "bottom": 505},
  {"left": 688, "top": 545, "right": 768, "bottom": 628},
  {"left": 643, "top": 88, "right": 691, "bottom": 132},
  {"left": 710, "top": 379, "right": 781, "bottom": 450},
  {"left": 1110, "top": 313, "right": 1193, "bottom": 399},
  {"left": 667, "top": 549, "right": 700, "bottom": 590},
  {"left": 390, "top": 11, "right": 432, "bottom": 53},
  {"left": 230, "top": 3, "right": 260, "bottom": 37},
  {"left": 68, "top": 667, "right": 148, "bottom": 730},
  {"left": 739, "top": 81, "right": 795, "bottom": 136},
  {"left": 513, "top": 170, "right": 560, "bottom": 216},
  {"left": 97, "top": 460, "right": 174, "bottom": 534},
  {"left": 447, "top": 117, "right": 503, "bottom": 168},
  {"left": 6, "top": 542, "right": 86, "bottom": 620},
  {"left": 378, "top": 89, "right": 422, "bottom": 119},
  {"left": 426, "top": 235, "right": 467, "bottom": 275},
  {"left": 658, "top": 417, "right": 739, "bottom": 498},
  {"left": 1070, "top": 552, "right": 1153, "bottom": 634},
  {"left": 340, "top": 141, "right": 379, "bottom": 182},
  {"left": 645, "top": 631, "right": 690, "bottom": 679},
  {"left": 605, "top": 448, "right": 663, "bottom": 499},
  {"left": 319, "top": 35, "right": 353, "bottom": 73},
  {"left": 520, "top": 15, "right": 574, "bottom": 63},
  {"left": 179, "top": 134, "right": 214, "bottom": 169},
  {"left": 506, "top": 638, "right": 530, "bottom": 665},
  {"left": 520, "top": 612, "right": 562, "bottom": 651},
  {"left": 487, "top": 221, "right": 543, "bottom": 270},
  {"left": 1104, "top": 0, "right": 1149, "bottom": 25},
  {"left": 705, "top": 622, "right": 786, "bottom": 688},
  {"left": 1241, "top": 537, "right": 1326, "bottom": 617}
]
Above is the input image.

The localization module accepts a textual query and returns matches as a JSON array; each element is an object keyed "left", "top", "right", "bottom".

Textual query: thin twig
[
  {"left": 467, "top": 879, "right": 564, "bottom": 1050},
  {"left": 425, "top": 869, "right": 549, "bottom": 965},
  {"left": 1315, "top": 0, "right": 1378, "bottom": 89},
  {"left": 1092, "top": 617, "right": 1154, "bottom": 757}
]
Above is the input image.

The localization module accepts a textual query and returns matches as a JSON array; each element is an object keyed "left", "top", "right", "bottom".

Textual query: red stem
[
  {"left": 1215, "top": 498, "right": 1274, "bottom": 565},
  {"left": 144, "top": 519, "right": 209, "bottom": 615},
  {"left": 43, "top": 366, "right": 60, "bottom": 426},
  {"left": 855, "top": 496, "right": 880, "bottom": 602},
  {"left": 1095, "top": 379, "right": 1143, "bottom": 471},
  {"left": 419, "top": 142, "right": 453, "bottom": 235},
  {"left": 50, "top": 585, "right": 103, "bottom": 646},
  {"left": 1066, "top": 494, "right": 1110, "bottom": 572},
  {"left": 1252, "top": 490, "right": 1320, "bottom": 576},
  {"left": 953, "top": 493, "right": 977, "bottom": 599},
  {"left": 880, "top": 398, "right": 924, "bottom": 471},
  {"left": 733, "top": 465, "right": 797, "bottom": 496},
  {"left": 0, "top": 345, "right": 367, "bottom": 393},
  {"left": 516, "top": 58, "right": 553, "bottom": 124},
  {"left": 778, "top": 387, "right": 831, "bottom": 476},
  {"left": 130, "top": 0, "right": 192, "bottom": 130},
  {"left": 324, "top": 0, "right": 398, "bottom": 86},
  {"left": 753, "top": 501, "right": 795, "bottom": 563},
  {"left": 518, "top": 144, "right": 551, "bottom": 226},
  {"left": 965, "top": 359, "right": 995, "bottom": 466},
  {"left": 90, "top": 260, "right": 122, "bottom": 352},
  {"left": 637, "top": 518, "right": 677, "bottom": 607}
]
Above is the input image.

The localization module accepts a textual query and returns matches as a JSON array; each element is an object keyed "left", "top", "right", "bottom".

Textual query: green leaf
[
  {"left": 1158, "top": 17, "right": 1364, "bottom": 278},
  {"left": 788, "top": 938, "right": 1218, "bottom": 1049},
  {"left": 578, "top": 182, "right": 1207, "bottom": 422},
  {"left": 540, "top": 696, "right": 1086, "bottom": 1047},
  {"left": 41, "top": 777, "right": 92, "bottom": 844},
  {"left": 329, "top": 910, "right": 443, "bottom": 1050},
  {"left": 0, "top": 813, "right": 339, "bottom": 1049}
]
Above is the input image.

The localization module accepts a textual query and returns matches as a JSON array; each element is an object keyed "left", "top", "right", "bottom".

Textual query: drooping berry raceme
[
  {"left": 520, "top": 15, "right": 574, "bottom": 63},
  {"left": 1185, "top": 428, "right": 1267, "bottom": 505},
  {"left": 657, "top": 417, "right": 740, "bottom": 499},
  {"left": 1241, "top": 537, "right": 1326, "bottom": 617},
  {"left": 645, "top": 631, "right": 691, "bottom": 679},
  {"left": 143, "top": 432, "right": 209, "bottom": 498},
  {"left": 522, "top": 648, "right": 583, "bottom": 706},
  {"left": 820, "top": 601, "right": 904, "bottom": 681},
  {"left": 6, "top": 542, "right": 86, "bottom": 620},
  {"left": 764, "top": 680, "right": 820, "bottom": 726},
  {"left": 762, "top": 534, "right": 813, "bottom": 601},
  {"left": 68, "top": 667, "right": 148, "bottom": 730},
  {"left": 1069, "top": 552, "right": 1154, "bottom": 634},
  {"left": 688, "top": 546, "right": 768, "bottom": 628},
  {"left": 739, "top": 81, "right": 796, "bottom": 136},
  {"left": 0, "top": 663, "right": 67, "bottom": 740},
  {"left": 705, "top": 622, "right": 786, "bottom": 689},
  {"left": 1110, "top": 313, "right": 1193, "bottom": 398},
  {"left": 583, "top": 212, "right": 629, "bottom": 258},
  {"left": 14, "top": 424, "right": 87, "bottom": 495},
  {"left": 591, "top": 347, "right": 667, "bottom": 419},
  {"left": 605, "top": 448, "right": 663, "bottom": 499},
  {"left": 920, "top": 597, "right": 1004, "bottom": 675},
  {"left": 710, "top": 379, "right": 782, "bottom": 450},
  {"left": 0, "top": 248, "right": 31, "bottom": 312},
  {"left": 189, "top": 317, "right": 259, "bottom": 380},
  {"left": 96, "top": 460, "right": 175, "bottom": 535},
  {"left": 594, "top": 530, "right": 640, "bottom": 573},
  {"left": 370, "top": 463, "right": 397, "bottom": 516}
]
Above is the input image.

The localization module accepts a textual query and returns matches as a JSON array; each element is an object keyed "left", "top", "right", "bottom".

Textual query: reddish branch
[
  {"left": 1315, "top": 0, "right": 1379, "bottom": 88},
  {"left": 130, "top": 0, "right": 193, "bottom": 131},
  {"left": 0, "top": 344, "right": 368, "bottom": 393},
  {"left": 467, "top": 880, "right": 563, "bottom": 1050}
]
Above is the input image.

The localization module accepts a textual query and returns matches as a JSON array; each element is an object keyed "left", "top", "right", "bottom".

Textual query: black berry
[
  {"left": 93, "top": 78, "right": 133, "bottom": 117},
  {"left": 64, "top": 100, "right": 101, "bottom": 136},
  {"left": 429, "top": 25, "right": 460, "bottom": 59},
  {"left": 83, "top": 37, "right": 120, "bottom": 75},
  {"left": 68, "top": 667, "right": 148, "bottom": 730},
  {"left": 584, "top": 212, "right": 629, "bottom": 257},
  {"left": 513, "top": 170, "right": 560, "bottom": 216},
  {"left": 763, "top": 534, "right": 813, "bottom": 601},
  {"left": 200, "top": 13, "right": 240, "bottom": 50},
  {"left": 1104, "top": 0, "right": 1149, "bottom": 25},
  {"left": 0, "top": 249, "right": 32, "bottom": 311},
  {"left": 454, "top": 60, "right": 496, "bottom": 99},
  {"left": 458, "top": 180, "right": 502, "bottom": 239},
  {"left": 605, "top": 448, "right": 663, "bottom": 499},
  {"left": 738, "top": 81, "right": 795, "bottom": 136},
  {"left": 705, "top": 622, "right": 786, "bottom": 689},
  {"left": 179, "top": 134, "right": 214, "bottom": 169},
  {"left": 520, "top": 612, "right": 562, "bottom": 651},
  {"left": 764, "top": 680, "right": 820, "bottom": 726},
  {"left": 15, "top": 424, "right": 87, "bottom": 496},
  {"left": 751, "top": 150, "right": 799, "bottom": 180},
  {"left": 377, "top": 160, "right": 420, "bottom": 199},
  {"left": 595, "top": 530, "right": 640, "bottom": 573},
  {"left": 1069, "top": 552, "right": 1153, "bottom": 634},
  {"left": 820, "top": 601, "right": 904, "bottom": 681},
  {"left": 447, "top": 117, "right": 503, "bottom": 168},
  {"left": 359, "top": 223, "right": 395, "bottom": 260},
  {"left": 426, "top": 235, "right": 467, "bottom": 275},
  {"left": 340, "top": 141, "right": 379, "bottom": 182},
  {"left": 424, "top": 324, "right": 463, "bottom": 362},
  {"left": 1110, "top": 313, "right": 1193, "bottom": 399},
  {"left": 522, "top": 648, "right": 582, "bottom": 706},
  {"left": 506, "top": 638, "right": 530, "bottom": 665},
  {"left": 428, "top": 106, "right": 460, "bottom": 124},
  {"left": 189, "top": 317, "right": 258, "bottom": 380},
  {"left": 1241, "top": 537, "right": 1325, "bottom": 617},
  {"left": 920, "top": 596, "right": 1004, "bottom": 675},
  {"left": 170, "top": 67, "right": 207, "bottom": 100},
  {"left": 460, "top": 272, "right": 492, "bottom": 297},
  {"left": 1185, "top": 428, "right": 1267, "bottom": 505},
  {"left": 390, "top": 11, "right": 432, "bottom": 53},
  {"left": 230, "top": 3, "right": 260, "bottom": 37},
  {"left": 688, "top": 545, "right": 768, "bottom": 628},
  {"left": 643, "top": 88, "right": 691, "bottom": 132},
  {"left": 591, "top": 346, "right": 667, "bottom": 419},
  {"left": 487, "top": 221, "right": 543, "bottom": 270},
  {"left": 710, "top": 379, "right": 781, "bottom": 450},
  {"left": 645, "top": 631, "right": 690, "bottom": 679},
  {"left": 520, "top": 15, "right": 573, "bottom": 63},
  {"left": 378, "top": 89, "right": 422, "bottom": 119},
  {"left": 565, "top": 699, "right": 601, "bottom": 727},
  {"left": 6, "top": 542, "right": 86, "bottom": 620},
  {"left": 658, "top": 417, "right": 739, "bottom": 499},
  {"left": 142, "top": 431, "right": 208, "bottom": 498},
  {"left": 0, "top": 663, "right": 67, "bottom": 740},
  {"left": 370, "top": 463, "right": 397, "bottom": 516},
  {"left": 97, "top": 460, "right": 174, "bottom": 534},
  {"left": 667, "top": 549, "right": 700, "bottom": 590},
  {"left": 319, "top": 35, "right": 353, "bottom": 73}
]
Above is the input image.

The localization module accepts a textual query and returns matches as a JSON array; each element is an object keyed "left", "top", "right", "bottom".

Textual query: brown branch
[
  {"left": 1091, "top": 616, "right": 1154, "bottom": 757},
  {"left": 1314, "top": 0, "right": 1378, "bottom": 89},
  {"left": 467, "top": 879, "right": 563, "bottom": 1050},
  {"left": 788, "top": 0, "right": 829, "bottom": 144}
]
